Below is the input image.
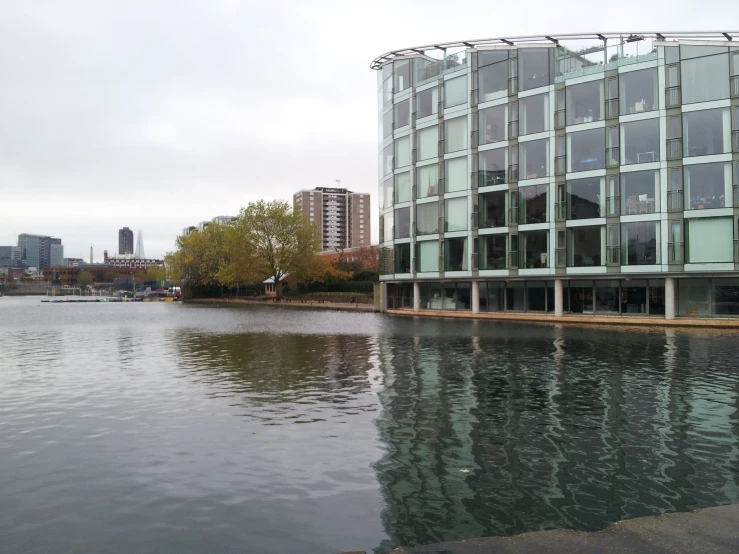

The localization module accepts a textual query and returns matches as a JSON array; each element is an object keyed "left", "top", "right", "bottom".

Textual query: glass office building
[{"left": 374, "top": 32, "right": 739, "bottom": 318}]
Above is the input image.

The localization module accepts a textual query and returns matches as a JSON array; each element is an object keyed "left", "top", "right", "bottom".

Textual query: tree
[
  {"left": 144, "top": 265, "right": 167, "bottom": 282},
  {"left": 237, "top": 200, "right": 321, "bottom": 299},
  {"left": 101, "top": 269, "right": 118, "bottom": 283},
  {"left": 77, "top": 270, "right": 93, "bottom": 287}
]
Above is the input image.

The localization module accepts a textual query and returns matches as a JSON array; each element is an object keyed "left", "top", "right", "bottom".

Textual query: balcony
[
  {"left": 606, "top": 246, "right": 620, "bottom": 266},
  {"left": 606, "top": 195, "right": 620, "bottom": 216},
  {"left": 731, "top": 75, "right": 739, "bottom": 98},
  {"left": 668, "top": 242, "right": 684, "bottom": 264},
  {"left": 555, "top": 248, "right": 566, "bottom": 268},
  {"left": 508, "top": 120, "right": 519, "bottom": 139},
  {"left": 554, "top": 109, "right": 565, "bottom": 129},
  {"left": 667, "top": 190, "right": 683, "bottom": 212},
  {"left": 667, "top": 138, "right": 682, "bottom": 160},
  {"left": 665, "top": 86, "right": 681, "bottom": 108},
  {"left": 554, "top": 155, "right": 566, "bottom": 176},
  {"left": 508, "top": 250, "right": 519, "bottom": 269},
  {"left": 606, "top": 147, "right": 619, "bottom": 168},
  {"left": 554, "top": 201, "right": 565, "bottom": 221},
  {"left": 508, "top": 164, "right": 519, "bottom": 183},
  {"left": 605, "top": 98, "right": 619, "bottom": 119}
]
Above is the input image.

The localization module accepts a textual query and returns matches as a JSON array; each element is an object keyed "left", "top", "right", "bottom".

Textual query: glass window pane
[
  {"left": 482, "top": 281, "right": 505, "bottom": 312},
  {"left": 478, "top": 50, "right": 509, "bottom": 67},
  {"left": 569, "top": 281, "right": 593, "bottom": 313},
  {"left": 678, "top": 278, "right": 711, "bottom": 316},
  {"left": 621, "top": 118, "right": 660, "bottom": 165},
  {"left": 394, "top": 59, "right": 411, "bottom": 92},
  {"left": 478, "top": 60, "right": 508, "bottom": 101},
  {"left": 417, "top": 240, "right": 440, "bottom": 272},
  {"left": 527, "top": 282, "right": 547, "bottom": 311},
  {"left": 416, "top": 87, "right": 439, "bottom": 119},
  {"left": 619, "top": 68, "right": 658, "bottom": 115},
  {"left": 416, "top": 202, "right": 439, "bottom": 235},
  {"left": 394, "top": 207, "right": 410, "bottom": 239},
  {"left": 394, "top": 135, "right": 410, "bottom": 168},
  {"left": 566, "top": 80, "right": 604, "bottom": 125},
  {"left": 519, "top": 184, "right": 548, "bottom": 224},
  {"left": 713, "top": 278, "right": 739, "bottom": 316},
  {"left": 417, "top": 126, "right": 438, "bottom": 161},
  {"left": 480, "top": 235, "right": 507, "bottom": 269},
  {"left": 567, "top": 177, "right": 604, "bottom": 219},
  {"left": 520, "top": 230, "right": 548, "bottom": 268},
  {"left": 445, "top": 238, "right": 468, "bottom": 271},
  {"left": 686, "top": 218, "right": 733, "bottom": 263},
  {"left": 680, "top": 45, "right": 728, "bottom": 60},
  {"left": 382, "top": 109, "right": 393, "bottom": 140},
  {"left": 621, "top": 171, "right": 660, "bottom": 214},
  {"left": 395, "top": 172, "right": 411, "bottom": 203},
  {"left": 417, "top": 164, "right": 439, "bottom": 198},
  {"left": 683, "top": 108, "right": 731, "bottom": 157},
  {"left": 479, "top": 147, "right": 506, "bottom": 187},
  {"left": 479, "top": 104, "right": 506, "bottom": 145},
  {"left": 519, "top": 93, "right": 549, "bottom": 135},
  {"left": 479, "top": 190, "right": 507, "bottom": 228},
  {"left": 520, "top": 138, "right": 549, "bottom": 179},
  {"left": 445, "top": 76, "right": 467, "bottom": 108},
  {"left": 622, "top": 280, "right": 648, "bottom": 314},
  {"left": 595, "top": 280, "right": 619, "bottom": 314},
  {"left": 682, "top": 53, "right": 732, "bottom": 103},
  {"left": 684, "top": 162, "right": 732, "bottom": 210},
  {"left": 445, "top": 197, "right": 468, "bottom": 232},
  {"left": 380, "top": 143, "right": 394, "bottom": 177},
  {"left": 567, "top": 128, "right": 605, "bottom": 172},
  {"left": 621, "top": 221, "right": 660, "bottom": 265},
  {"left": 382, "top": 212, "right": 394, "bottom": 242},
  {"left": 506, "top": 281, "right": 526, "bottom": 310},
  {"left": 394, "top": 99, "right": 410, "bottom": 129},
  {"left": 445, "top": 157, "right": 468, "bottom": 193},
  {"left": 518, "top": 48, "right": 551, "bottom": 91},
  {"left": 382, "top": 177, "right": 393, "bottom": 209},
  {"left": 445, "top": 116, "right": 468, "bottom": 153},
  {"left": 567, "top": 226, "right": 603, "bottom": 266},
  {"left": 664, "top": 46, "right": 679, "bottom": 64},
  {"left": 394, "top": 243, "right": 411, "bottom": 273}
]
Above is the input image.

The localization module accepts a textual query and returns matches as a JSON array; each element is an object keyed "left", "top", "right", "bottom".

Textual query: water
[{"left": 1, "top": 297, "right": 738, "bottom": 553}]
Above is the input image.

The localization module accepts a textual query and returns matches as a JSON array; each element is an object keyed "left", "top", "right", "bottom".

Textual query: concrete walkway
[
  {"left": 187, "top": 298, "right": 375, "bottom": 311},
  {"left": 382, "top": 503, "right": 739, "bottom": 553}
]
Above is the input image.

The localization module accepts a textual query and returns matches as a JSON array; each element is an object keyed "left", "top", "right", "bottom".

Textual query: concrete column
[
  {"left": 554, "top": 279, "right": 563, "bottom": 317},
  {"left": 380, "top": 282, "right": 388, "bottom": 312},
  {"left": 665, "top": 276, "right": 675, "bottom": 320},
  {"left": 471, "top": 280, "right": 480, "bottom": 314},
  {"left": 413, "top": 281, "right": 421, "bottom": 312}
]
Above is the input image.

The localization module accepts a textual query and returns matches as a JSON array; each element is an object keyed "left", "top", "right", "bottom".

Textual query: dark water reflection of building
[{"left": 373, "top": 325, "right": 739, "bottom": 552}]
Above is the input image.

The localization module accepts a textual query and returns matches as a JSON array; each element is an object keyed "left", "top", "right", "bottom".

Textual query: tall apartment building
[
  {"left": 374, "top": 31, "right": 739, "bottom": 319},
  {"left": 293, "top": 187, "right": 371, "bottom": 250},
  {"left": 118, "top": 227, "right": 134, "bottom": 255},
  {"left": 17, "top": 234, "right": 62, "bottom": 271},
  {"left": 0, "top": 246, "right": 23, "bottom": 268}
]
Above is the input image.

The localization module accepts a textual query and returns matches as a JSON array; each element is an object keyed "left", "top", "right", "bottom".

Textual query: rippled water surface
[{"left": 1, "top": 297, "right": 738, "bottom": 553}]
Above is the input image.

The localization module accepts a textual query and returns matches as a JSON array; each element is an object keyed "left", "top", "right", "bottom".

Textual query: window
[
  {"left": 416, "top": 87, "right": 439, "bottom": 119},
  {"left": 381, "top": 212, "right": 393, "bottom": 243},
  {"left": 567, "top": 128, "right": 605, "bottom": 172},
  {"left": 621, "top": 118, "right": 660, "bottom": 165},
  {"left": 394, "top": 172, "right": 411, "bottom": 203},
  {"left": 445, "top": 116, "right": 468, "bottom": 153},
  {"left": 520, "top": 138, "right": 549, "bottom": 179},
  {"left": 417, "top": 164, "right": 439, "bottom": 198},
  {"left": 394, "top": 243, "right": 411, "bottom": 273},
  {"left": 683, "top": 108, "right": 730, "bottom": 157},
  {"left": 518, "top": 48, "right": 552, "bottom": 91},
  {"left": 444, "top": 76, "right": 467, "bottom": 108},
  {"left": 479, "top": 190, "right": 507, "bottom": 228},
  {"left": 519, "top": 184, "right": 548, "bottom": 224},
  {"left": 416, "top": 240, "right": 439, "bottom": 272},
  {"left": 380, "top": 143, "right": 393, "bottom": 176},
  {"left": 567, "top": 226, "right": 604, "bottom": 266},
  {"left": 681, "top": 53, "right": 730, "bottom": 104},
  {"left": 621, "top": 171, "right": 659, "bottom": 214},
  {"left": 714, "top": 278, "right": 739, "bottom": 316},
  {"left": 381, "top": 108, "right": 393, "bottom": 140},
  {"left": 394, "top": 135, "right": 410, "bottom": 168},
  {"left": 445, "top": 156, "right": 468, "bottom": 193},
  {"left": 394, "top": 99, "right": 410, "bottom": 129},
  {"left": 506, "top": 281, "right": 525, "bottom": 311},
  {"left": 684, "top": 162, "right": 732, "bottom": 210},
  {"left": 416, "top": 202, "right": 439, "bottom": 235},
  {"left": 478, "top": 59, "right": 508, "bottom": 101},
  {"left": 567, "top": 177, "right": 603, "bottom": 220},
  {"left": 417, "top": 126, "right": 438, "bottom": 161},
  {"left": 394, "top": 59, "right": 411, "bottom": 93},
  {"left": 686, "top": 218, "right": 734, "bottom": 262},
  {"left": 478, "top": 104, "right": 506, "bottom": 145},
  {"left": 519, "top": 93, "right": 549, "bottom": 135},
  {"left": 479, "top": 147, "right": 506, "bottom": 187},
  {"left": 520, "top": 230, "right": 548, "bottom": 268},
  {"left": 479, "top": 50, "right": 509, "bottom": 66},
  {"left": 444, "top": 238, "right": 468, "bottom": 271},
  {"left": 566, "top": 79, "right": 604, "bottom": 125},
  {"left": 445, "top": 197, "right": 468, "bottom": 232},
  {"left": 619, "top": 68, "right": 658, "bottom": 115},
  {"left": 480, "top": 235, "right": 507, "bottom": 270},
  {"left": 622, "top": 222, "right": 660, "bottom": 265}
]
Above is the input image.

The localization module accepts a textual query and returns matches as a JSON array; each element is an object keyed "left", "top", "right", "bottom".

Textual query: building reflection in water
[{"left": 372, "top": 325, "right": 739, "bottom": 552}]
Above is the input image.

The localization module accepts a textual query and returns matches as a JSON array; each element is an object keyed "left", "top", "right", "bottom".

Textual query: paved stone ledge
[
  {"left": 387, "top": 308, "right": 739, "bottom": 328},
  {"left": 187, "top": 298, "right": 375, "bottom": 311},
  {"left": 379, "top": 503, "right": 739, "bottom": 553}
]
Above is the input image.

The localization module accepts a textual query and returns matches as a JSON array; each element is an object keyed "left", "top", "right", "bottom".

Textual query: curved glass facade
[{"left": 375, "top": 33, "right": 739, "bottom": 317}]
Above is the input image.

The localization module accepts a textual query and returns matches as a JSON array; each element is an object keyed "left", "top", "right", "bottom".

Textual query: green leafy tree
[{"left": 77, "top": 270, "right": 94, "bottom": 287}]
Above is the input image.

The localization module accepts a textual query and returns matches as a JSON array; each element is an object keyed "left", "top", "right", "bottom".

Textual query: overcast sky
[{"left": 1, "top": 0, "right": 737, "bottom": 260}]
